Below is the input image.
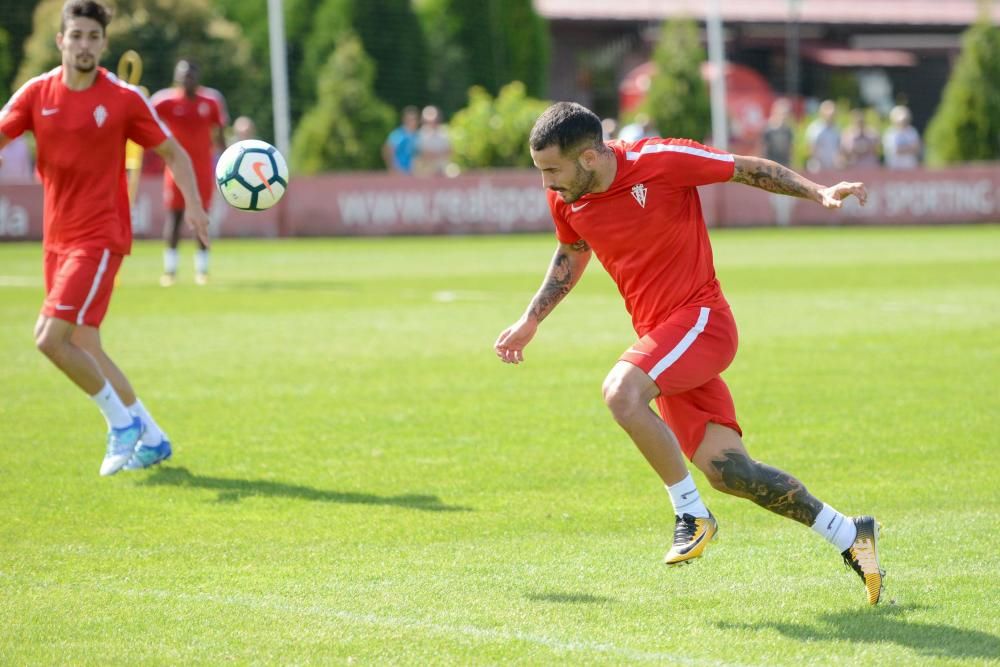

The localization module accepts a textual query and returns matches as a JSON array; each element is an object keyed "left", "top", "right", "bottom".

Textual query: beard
[
  {"left": 558, "top": 162, "right": 597, "bottom": 203},
  {"left": 73, "top": 54, "right": 96, "bottom": 73}
]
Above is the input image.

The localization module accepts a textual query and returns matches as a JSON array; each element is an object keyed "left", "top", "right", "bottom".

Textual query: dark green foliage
[
  {"left": 641, "top": 18, "right": 710, "bottom": 142},
  {"left": 350, "top": 0, "right": 428, "bottom": 111},
  {"left": 0, "top": 0, "right": 39, "bottom": 95},
  {"left": 290, "top": 33, "right": 396, "bottom": 173},
  {"left": 449, "top": 81, "right": 550, "bottom": 168},
  {"left": 214, "top": 0, "right": 328, "bottom": 142},
  {"left": 428, "top": 0, "right": 548, "bottom": 99},
  {"left": 0, "top": 29, "right": 12, "bottom": 94},
  {"left": 414, "top": 0, "right": 470, "bottom": 117},
  {"left": 15, "top": 0, "right": 258, "bottom": 135},
  {"left": 925, "top": 20, "right": 1000, "bottom": 165}
]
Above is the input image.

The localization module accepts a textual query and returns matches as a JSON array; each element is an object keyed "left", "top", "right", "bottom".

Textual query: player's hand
[
  {"left": 494, "top": 317, "right": 538, "bottom": 364},
  {"left": 818, "top": 181, "right": 867, "bottom": 209},
  {"left": 185, "top": 205, "right": 211, "bottom": 248}
]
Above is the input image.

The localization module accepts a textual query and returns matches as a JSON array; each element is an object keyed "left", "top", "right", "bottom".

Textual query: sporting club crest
[
  {"left": 93, "top": 104, "right": 108, "bottom": 127},
  {"left": 631, "top": 183, "right": 647, "bottom": 208}
]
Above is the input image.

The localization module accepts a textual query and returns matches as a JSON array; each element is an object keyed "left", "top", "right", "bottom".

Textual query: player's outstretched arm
[
  {"left": 494, "top": 240, "right": 592, "bottom": 364},
  {"left": 731, "top": 155, "right": 867, "bottom": 209},
  {"left": 153, "top": 136, "right": 211, "bottom": 247}
]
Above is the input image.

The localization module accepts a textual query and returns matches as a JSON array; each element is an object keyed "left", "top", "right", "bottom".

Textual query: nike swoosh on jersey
[
  {"left": 570, "top": 202, "right": 590, "bottom": 212},
  {"left": 41, "top": 108, "right": 60, "bottom": 116}
]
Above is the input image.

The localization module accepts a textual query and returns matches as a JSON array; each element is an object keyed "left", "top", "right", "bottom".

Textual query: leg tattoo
[{"left": 710, "top": 450, "right": 822, "bottom": 526}]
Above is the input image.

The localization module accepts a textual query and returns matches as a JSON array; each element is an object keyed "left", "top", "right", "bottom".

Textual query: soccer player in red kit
[
  {"left": 494, "top": 102, "right": 884, "bottom": 605},
  {"left": 151, "top": 59, "right": 227, "bottom": 286},
  {"left": 0, "top": 0, "right": 210, "bottom": 475}
]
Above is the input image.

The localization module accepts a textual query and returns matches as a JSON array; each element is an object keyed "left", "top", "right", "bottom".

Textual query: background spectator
[
  {"left": 617, "top": 112, "right": 657, "bottom": 143},
  {"left": 762, "top": 99, "right": 794, "bottom": 166},
  {"left": 382, "top": 106, "right": 420, "bottom": 174},
  {"left": 805, "top": 99, "right": 841, "bottom": 172},
  {"left": 232, "top": 115, "right": 257, "bottom": 142},
  {"left": 841, "top": 109, "right": 881, "bottom": 168},
  {"left": 883, "top": 105, "right": 922, "bottom": 169},
  {"left": 414, "top": 105, "right": 452, "bottom": 177}
]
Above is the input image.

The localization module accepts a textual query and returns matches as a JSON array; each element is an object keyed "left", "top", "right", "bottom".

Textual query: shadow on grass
[
  {"left": 526, "top": 591, "right": 617, "bottom": 605},
  {"left": 139, "top": 467, "right": 472, "bottom": 512},
  {"left": 718, "top": 604, "right": 999, "bottom": 660}
]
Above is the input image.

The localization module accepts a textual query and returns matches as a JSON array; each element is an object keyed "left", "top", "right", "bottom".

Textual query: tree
[
  {"left": 0, "top": 0, "right": 40, "bottom": 94},
  {"left": 641, "top": 18, "right": 710, "bottom": 143},
  {"left": 925, "top": 19, "right": 1000, "bottom": 165},
  {"left": 290, "top": 33, "right": 395, "bottom": 173},
  {"left": 414, "top": 0, "right": 470, "bottom": 118},
  {"left": 16, "top": 0, "right": 258, "bottom": 135},
  {"left": 421, "top": 0, "right": 548, "bottom": 100},
  {"left": 294, "top": 0, "right": 428, "bottom": 122},
  {"left": 449, "top": 81, "right": 550, "bottom": 169},
  {"left": 0, "top": 29, "right": 12, "bottom": 94}
]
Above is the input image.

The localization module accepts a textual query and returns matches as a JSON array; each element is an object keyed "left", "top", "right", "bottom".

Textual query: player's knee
[
  {"left": 35, "top": 329, "right": 63, "bottom": 360},
  {"left": 602, "top": 371, "right": 642, "bottom": 423}
]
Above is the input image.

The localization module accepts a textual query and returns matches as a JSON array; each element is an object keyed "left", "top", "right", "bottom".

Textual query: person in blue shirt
[{"left": 382, "top": 106, "right": 420, "bottom": 174}]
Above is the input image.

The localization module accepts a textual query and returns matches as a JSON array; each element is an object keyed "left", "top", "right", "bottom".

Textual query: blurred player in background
[
  {"left": 232, "top": 115, "right": 256, "bottom": 142},
  {"left": 495, "top": 102, "right": 884, "bottom": 605},
  {"left": 151, "top": 59, "right": 227, "bottom": 286},
  {"left": 0, "top": 0, "right": 209, "bottom": 475}
]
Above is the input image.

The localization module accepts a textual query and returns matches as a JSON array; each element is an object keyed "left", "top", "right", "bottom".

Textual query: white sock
[
  {"left": 90, "top": 380, "right": 133, "bottom": 429},
  {"left": 164, "top": 248, "right": 178, "bottom": 275},
  {"left": 127, "top": 398, "right": 166, "bottom": 446},
  {"left": 666, "top": 473, "right": 710, "bottom": 518},
  {"left": 811, "top": 503, "right": 858, "bottom": 551},
  {"left": 195, "top": 249, "right": 209, "bottom": 275}
]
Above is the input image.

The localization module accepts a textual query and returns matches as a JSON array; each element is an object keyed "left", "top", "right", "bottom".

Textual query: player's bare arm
[
  {"left": 154, "top": 136, "right": 210, "bottom": 247},
  {"left": 494, "top": 240, "right": 591, "bottom": 364},
  {"left": 527, "top": 239, "right": 592, "bottom": 322},
  {"left": 731, "top": 155, "right": 868, "bottom": 209}
]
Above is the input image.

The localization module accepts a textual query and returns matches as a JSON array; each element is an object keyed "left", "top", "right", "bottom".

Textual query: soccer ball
[{"left": 215, "top": 139, "right": 289, "bottom": 211}]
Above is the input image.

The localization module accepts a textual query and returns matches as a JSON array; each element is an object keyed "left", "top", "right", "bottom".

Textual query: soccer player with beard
[
  {"left": 0, "top": 0, "right": 210, "bottom": 475},
  {"left": 494, "top": 102, "right": 884, "bottom": 605}
]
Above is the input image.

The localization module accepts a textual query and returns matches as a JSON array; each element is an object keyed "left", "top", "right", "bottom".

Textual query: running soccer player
[
  {"left": 494, "top": 102, "right": 884, "bottom": 605},
  {"left": 151, "top": 59, "right": 227, "bottom": 286},
  {"left": 0, "top": 0, "right": 210, "bottom": 475}
]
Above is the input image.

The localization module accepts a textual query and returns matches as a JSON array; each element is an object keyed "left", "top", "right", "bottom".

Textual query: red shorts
[
  {"left": 164, "top": 168, "right": 215, "bottom": 212},
  {"left": 620, "top": 305, "right": 741, "bottom": 459},
  {"left": 43, "top": 247, "right": 123, "bottom": 327}
]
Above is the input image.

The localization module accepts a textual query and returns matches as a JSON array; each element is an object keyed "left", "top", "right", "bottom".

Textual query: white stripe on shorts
[
  {"left": 648, "top": 306, "right": 711, "bottom": 381},
  {"left": 77, "top": 249, "right": 110, "bottom": 325}
]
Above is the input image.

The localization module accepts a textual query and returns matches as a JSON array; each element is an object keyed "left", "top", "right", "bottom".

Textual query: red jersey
[
  {"left": 0, "top": 67, "right": 170, "bottom": 254},
  {"left": 150, "top": 87, "right": 225, "bottom": 196},
  {"left": 549, "top": 138, "right": 735, "bottom": 335}
]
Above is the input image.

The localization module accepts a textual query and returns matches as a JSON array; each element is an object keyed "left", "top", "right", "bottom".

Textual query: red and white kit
[
  {"left": 0, "top": 66, "right": 170, "bottom": 325},
  {"left": 151, "top": 86, "right": 226, "bottom": 211},
  {"left": 547, "top": 137, "right": 740, "bottom": 458}
]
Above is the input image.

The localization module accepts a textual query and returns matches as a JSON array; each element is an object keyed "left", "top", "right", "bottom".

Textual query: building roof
[{"left": 534, "top": 0, "right": 1000, "bottom": 26}]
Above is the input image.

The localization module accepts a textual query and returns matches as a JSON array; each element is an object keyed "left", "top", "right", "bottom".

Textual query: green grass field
[{"left": 1, "top": 226, "right": 998, "bottom": 665}]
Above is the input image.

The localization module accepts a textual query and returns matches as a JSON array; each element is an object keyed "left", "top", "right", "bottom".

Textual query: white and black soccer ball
[{"left": 215, "top": 139, "right": 289, "bottom": 211}]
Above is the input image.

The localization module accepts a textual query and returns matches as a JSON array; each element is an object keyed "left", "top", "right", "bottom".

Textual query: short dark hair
[
  {"left": 529, "top": 102, "right": 603, "bottom": 154},
  {"left": 61, "top": 0, "right": 113, "bottom": 34}
]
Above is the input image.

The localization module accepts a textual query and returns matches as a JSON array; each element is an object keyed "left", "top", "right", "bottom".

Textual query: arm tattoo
[
  {"left": 710, "top": 450, "right": 822, "bottom": 526},
  {"left": 527, "top": 241, "right": 590, "bottom": 322},
  {"left": 732, "top": 158, "right": 816, "bottom": 199}
]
